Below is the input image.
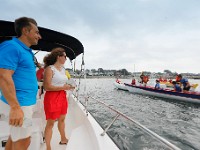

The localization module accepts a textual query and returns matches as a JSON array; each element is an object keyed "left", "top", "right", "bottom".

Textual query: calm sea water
[{"left": 78, "top": 78, "right": 200, "bottom": 150}]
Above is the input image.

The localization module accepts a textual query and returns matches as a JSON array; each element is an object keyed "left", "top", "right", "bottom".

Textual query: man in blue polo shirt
[{"left": 0, "top": 17, "right": 41, "bottom": 150}]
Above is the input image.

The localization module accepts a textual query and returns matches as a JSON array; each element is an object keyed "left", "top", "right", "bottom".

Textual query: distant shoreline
[{"left": 73, "top": 75, "right": 200, "bottom": 80}]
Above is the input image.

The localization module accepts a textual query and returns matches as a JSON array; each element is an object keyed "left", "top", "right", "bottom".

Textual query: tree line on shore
[{"left": 67, "top": 68, "right": 200, "bottom": 79}]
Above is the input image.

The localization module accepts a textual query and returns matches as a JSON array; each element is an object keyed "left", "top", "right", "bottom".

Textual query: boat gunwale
[{"left": 125, "top": 83, "right": 200, "bottom": 99}]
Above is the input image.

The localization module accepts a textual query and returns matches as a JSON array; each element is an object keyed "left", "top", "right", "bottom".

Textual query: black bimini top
[{"left": 0, "top": 20, "right": 84, "bottom": 60}]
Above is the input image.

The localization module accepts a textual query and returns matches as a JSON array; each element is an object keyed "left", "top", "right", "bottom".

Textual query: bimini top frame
[{"left": 0, "top": 20, "right": 84, "bottom": 60}]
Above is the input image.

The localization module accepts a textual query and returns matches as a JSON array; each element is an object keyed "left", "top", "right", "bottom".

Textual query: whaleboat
[
  {"left": 113, "top": 81, "right": 128, "bottom": 91},
  {"left": 124, "top": 83, "right": 200, "bottom": 104},
  {"left": 0, "top": 20, "right": 181, "bottom": 150}
]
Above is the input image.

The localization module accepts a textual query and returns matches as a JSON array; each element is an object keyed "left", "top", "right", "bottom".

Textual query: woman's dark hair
[
  {"left": 43, "top": 47, "right": 66, "bottom": 68},
  {"left": 14, "top": 17, "right": 37, "bottom": 37}
]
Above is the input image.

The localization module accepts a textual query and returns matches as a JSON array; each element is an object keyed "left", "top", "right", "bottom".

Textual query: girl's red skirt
[{"left": 44, "top": 90, "right": 68, "bottom": 120}]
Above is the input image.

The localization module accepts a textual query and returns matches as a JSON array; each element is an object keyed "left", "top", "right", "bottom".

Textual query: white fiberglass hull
[{"left": 113, "top": 82, "right": 128, "bottom": 91}]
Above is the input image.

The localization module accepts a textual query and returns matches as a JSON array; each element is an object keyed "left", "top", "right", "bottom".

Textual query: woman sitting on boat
[
  {"left": 155, "top": 80, "right": 161, "bottom": 89},
  {"left": 131, "top": 76, "right": 136, "bottom": 85},
  {"left": 172, "top": 81, "right": 182, "bottom": 92}
]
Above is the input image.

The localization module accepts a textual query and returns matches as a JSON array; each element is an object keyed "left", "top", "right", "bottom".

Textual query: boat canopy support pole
[
  {"left": 101, "top": 114, "right": 120, "bottom": 136},
  {"left": 75, "top": 53, "right": 85, "bottom": 101}
]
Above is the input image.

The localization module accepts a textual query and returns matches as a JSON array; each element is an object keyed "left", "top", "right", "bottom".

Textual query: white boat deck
[
  {"left": 37, "top": 93, "right": 119, "bottom": 150},
  {"left": 0, "top": 91, "right": 119, "bottom": 150}
]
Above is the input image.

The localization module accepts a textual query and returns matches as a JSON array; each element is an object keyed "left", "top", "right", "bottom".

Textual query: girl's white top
[{"left": 50, "top": 65, "right": 68, "bottom": 86}]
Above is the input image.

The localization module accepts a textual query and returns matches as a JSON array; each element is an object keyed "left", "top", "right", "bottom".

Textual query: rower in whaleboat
[
  {"left": 116, "top": 78, "right": 121, "bottom": 84},
  {"left": 172, "top": 81, "right": 182, "bottom": 92},
  {"left": 154, "top": 79, "right": 161, "bottom": 89},
  {"left": 131, "top": 76, "right": 136, "bottom": 85},
  {"left": 173, "top": 74, "right": 199, "bottom": 92},
  {"left": 139, "top": 72, "right": 149, "bottom": 87},
  {"left": 176, "top": 74, "right": 191, "bottom": 92},
  {"left": 139, "top": 72, "right": 145, "bottom": 84}
]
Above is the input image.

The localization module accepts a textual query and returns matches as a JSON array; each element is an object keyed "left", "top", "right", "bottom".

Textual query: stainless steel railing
[{"left": 82, "top": 95, "right": 181, "bottom": 150}]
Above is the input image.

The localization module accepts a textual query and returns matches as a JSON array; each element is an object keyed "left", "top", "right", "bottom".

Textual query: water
[{"left": 77, "top": 78, "right": 200, "bottom": 150}]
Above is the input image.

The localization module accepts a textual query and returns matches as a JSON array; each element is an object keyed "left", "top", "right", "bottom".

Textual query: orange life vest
[{"left": 143, "top": 76, "right": 149, "bottom": 83}]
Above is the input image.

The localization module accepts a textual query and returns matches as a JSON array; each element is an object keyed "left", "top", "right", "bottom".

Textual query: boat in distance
[{"left": 124, "top": 83, "right": 200, "bottom": 104}]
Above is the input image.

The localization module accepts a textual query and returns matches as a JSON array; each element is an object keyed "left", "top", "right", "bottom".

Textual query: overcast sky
[{"left": 1, "top": 0, "right": 200, "bottom": 73}]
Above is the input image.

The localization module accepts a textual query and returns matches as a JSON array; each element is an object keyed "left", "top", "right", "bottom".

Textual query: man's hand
[
  {"left": 0, "top": 69, "right": 23, "bottom": 126},
  {"left": 9, "top": 105, "right": 24, "bottom": 127}
]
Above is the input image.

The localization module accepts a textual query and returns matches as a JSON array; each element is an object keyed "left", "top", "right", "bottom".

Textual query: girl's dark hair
[
  {"left": 43, "top": 47, "right": 66, "bottom": 68},
  {"left": 14, "top": 17, "right": 37, "bottom": 37}
]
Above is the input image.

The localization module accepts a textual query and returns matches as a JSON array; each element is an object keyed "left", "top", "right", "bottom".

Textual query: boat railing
[{"left": 80, "top": 94, "right": 181, "bottom": 150}]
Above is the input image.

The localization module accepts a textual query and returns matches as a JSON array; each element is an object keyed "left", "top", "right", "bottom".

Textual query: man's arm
[{"left": 0, "top": 68, "right": 24, "bottom": 127}]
